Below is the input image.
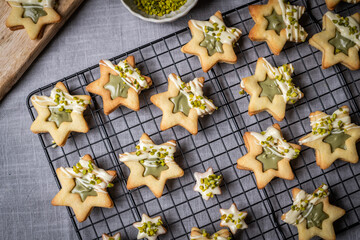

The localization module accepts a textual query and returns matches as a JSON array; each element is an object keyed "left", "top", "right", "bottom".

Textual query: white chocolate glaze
[
  {"left": 133, "top": 214, "right": 166, "bottom": 240},
  {"left": 102, "top": 233, "right": 121, "bottom": 240},
  {"left": 193, "top": 168, "right": 222, "bottom": 200},
  {"left": 6, "top": 0, "right": 54, "bottom": 7},
  {"left": 220, "top": 203, "right": 248, "bottom": 235}
]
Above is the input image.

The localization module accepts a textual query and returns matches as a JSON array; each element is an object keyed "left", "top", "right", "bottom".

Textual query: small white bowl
[{"left": 121, "top": 0, "right": 198, "bottom": 23}]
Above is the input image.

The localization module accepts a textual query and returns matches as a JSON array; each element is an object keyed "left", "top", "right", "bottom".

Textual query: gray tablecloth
[{"left": 1, "top": 0, "right": 359, "bottom": 239}]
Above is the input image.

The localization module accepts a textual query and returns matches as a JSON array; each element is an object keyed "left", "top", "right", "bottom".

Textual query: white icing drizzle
[
  {"left": 344, "top": 0, "right": 358, "bottom": 3},
  {"left": 119, "top": 139, "right": 176, "bottom": 165},
  {"left": 60, "top": 157, "right": 115, "bottom": 194},
  {"left": 191, "top": 14, "right": 241, "bottom": 46},
  {"left": 193, "top": 168, "right": 222, "bottom": 200},
  {"left": 101, "top": 59, "right": 149, "bottom": 94},
  {"left": 32, "top": 87, "right": 89, "bottom": 114},
  {"left": 262, "top": 58, "right": 303, "bottom": 104},
  {"left": 169, "top": 74, "right": 216, "bottom": 117},
  {"left": 278, "top": 0, "right": 307, "bottom": 42},
  {"left": 6, "top": 0, "right": 54, "bottom": 7},
  {"left": 251, "top": 125, "right": 299, "bottom": 159},
  {"left": 220, "top": 203, "right": 248, "bottom": 235},
  {"left": 133, "top": 214, "right": 166, "bottom": 240},
  {"left": 102, "top": 233, "right": 121, "bottom": 240},
  {"left": 299, "top": 106, "right": 359, "bottom": 145},
  {"left": 283, "top": 184, "right": 329, "bottom": 225},
  {"left": 325, "top": 12, "right": 360, "bottom": 48}
]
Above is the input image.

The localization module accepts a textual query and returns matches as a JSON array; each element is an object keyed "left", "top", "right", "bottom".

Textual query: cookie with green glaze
[
  {"left": 237, "top": 124, "right": 301, "bottom": 189},
  {"left": 6, "top": 0, "right": 61, "bottom": 40},
  {"left": 299, "top": 106, "right": 360, "bottom": 169},
  {"left": 309, "top": 12, "right": 360, "bottom": 70},
  {"left": 86, "top": 56, "right": 152, "bottom": 115}
]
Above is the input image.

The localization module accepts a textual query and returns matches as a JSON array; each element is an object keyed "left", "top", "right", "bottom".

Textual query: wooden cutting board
[{"left": 0, "top": 0, "right": 84, "bottom": 101}]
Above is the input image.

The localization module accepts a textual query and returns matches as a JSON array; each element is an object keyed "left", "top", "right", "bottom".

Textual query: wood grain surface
[{"left": 0, "top": 0, "right": 84, "bottom": 101}]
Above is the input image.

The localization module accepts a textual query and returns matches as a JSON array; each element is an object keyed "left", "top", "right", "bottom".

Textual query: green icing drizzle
[
  {"left": 265, "top": 10, "right": 286, "bottom": 35},
  {"left": 47, "top": 107, "right": 72, "bottom": 127},
  {"left": 71, "top": 178, "right": 98, "bottom": 202},
  {"left": 21, "top": 4, "right": 47, "bottom": 24},
  {"left": 139, "top": 159, "right": 169, "bottom": 179},
  {"left": 170, "top": 92, "right": 191, "bottom": 116},
  {"left": 303, "top": 202, "right": 329, "bottom": 229},
  {"left": 104, "top": 74, "right": 130, "bottom": 99},
  {"left": 199, "top": 33, "right": 224, "bottom": 56},
  {"left": 323, "top": 131, "right": 350, "bottom": 153},
  {"left": 259, "top": 76, "right": 282, "bottom": 102},
  {"left": 256, "top": 147, "right": 283, "bottom": 172},
  {"left": 328, "top": 30, "right": 356, "bottom": 55}
]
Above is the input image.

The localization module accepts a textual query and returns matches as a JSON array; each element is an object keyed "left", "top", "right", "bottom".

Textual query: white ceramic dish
[{"left": 121, "top": 0, "right": 198, "bottom": 23}]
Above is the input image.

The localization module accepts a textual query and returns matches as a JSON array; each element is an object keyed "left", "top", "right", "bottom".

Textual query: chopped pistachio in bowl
[{"left": 121, "top": 0, "right": 198, "bottom": 23}]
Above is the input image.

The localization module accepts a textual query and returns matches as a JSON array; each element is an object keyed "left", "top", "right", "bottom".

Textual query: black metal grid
[{"left": 26, "top": 0, "right": 360, "bottom": 239}]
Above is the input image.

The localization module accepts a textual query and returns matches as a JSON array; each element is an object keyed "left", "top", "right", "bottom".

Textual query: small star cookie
[
  {"left": 102, "top": 232, "right": 121, "bottom": 240},
  {"left": 150, "top": 73, "right": 216, "bottom": 135},
  {"left": 248, "top": 0, "right": 308, "bottom": 55},
  {"left": 181, "top": 11, "right": 242, "bottom": 72},
  {"left": 237, "top": 124, "right": 301, "bottom": 189},
  {"left": 51, "top": 154, "right": 117, "bottom": 222},
  {"left": 133, "top": 214, "right": 166, "bottom": 240},
  {"left": 5, "top": 0, "right": 61, "bottom": 40},
  {"left": 299, "top": 106, "right": 360, "bottom": 169},
  {"left": 86, "top": 56, "right": 152, "bottom": 115},
  {"left": 30, "top": 82, "right": 91, "bottom": 147},
  {"left": 241, "top": 57, "right": 303, "bottom": 121},
  {"left": 325, "top": 0, "right": 360, "bottom": 10},
  {"left": 119, "top": 133, "right": 183, "bottom": 198},
  {"left": 193, "top": 168, "right": 223, "bottom": 200},
  {"left": 281, "top": 184, "right": 345, "bottom": 240},
  {"left": 309, "top": 12, "right": 360, "bottom": 70},
  {"left": 220, "top": 203, "right": 248, "bottom": 235},
  {"left": 190, "top": 228, "right": 231, "bottom": 240}
]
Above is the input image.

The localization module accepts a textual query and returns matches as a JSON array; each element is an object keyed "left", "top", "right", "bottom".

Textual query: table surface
[{"left": 1, "top": 0, "right": 359, "bottom": 239}]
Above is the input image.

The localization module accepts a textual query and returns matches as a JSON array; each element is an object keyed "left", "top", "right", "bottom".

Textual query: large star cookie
[
  {"left": 6, "top": 0, "right": 61, "bottom": 39},
  {"left": 325, "top": 0, "right": 360, "bottom": 10},
  {"left": 119, "top": 133, "right": 183, "bottom": 198},
  {"left": 30, "top": 82, "right": 91, "bottom": 147},
  {"left": 193, "top": 168, "right": 223, "bottom": 200},
  {"left": 309, "top": 12, "right": 360, "bottom": 70},
  {"left": 190, "top": 228, "right": 231, "bottom": 240},
  {"left": 248, "top": 0, "right": 308, "bottom": 55},
  {"left": 102, "top": 232, "right": 121, "bottom": 240},
  {"left": 282, "top": 184, "right": 345, "bottom": 240},
  {"left": 150, "top": 73, "right": 216, "bottom": 135},
  {"left": 237, "top": 124, "right": 301, "bottom": 189},
  {"left": 51, "top": 154, "right": 117, "bottom": 222},
  {"left": 299, "top": 106, "right": 360, "bottom": 169},
  {"left": 181, "top": 11, "right": 242, "bottom": 72},
  {"left": 86, "top": 56, "right": 152, "bottom": 115},
  {"left": 133, "top": 214, "right": 166, "bottom": 240},
  {"left": 241, "top": 57, "right": 303, "bottom": 121},
  {"left": 220, "top": 203, "right": 248, "bottom": 235}
]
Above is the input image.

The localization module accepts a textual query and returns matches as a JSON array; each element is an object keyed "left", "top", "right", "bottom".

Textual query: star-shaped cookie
[
  {"left": 241, "top": 57, "right": 303, "bottom": 121},
  {"left": 30, "top": 82, "right": 91, "bottom": 147},
  {"left": 190, "top": 228, "right": 231, "bottom": 240},
  {"left": 248, "top": 0, "right": 308, "bottom": 55},
  {"left": 220, "top": 203, "right": 248, "bottom": 235},
  {"left": 181, "top": 11, "right": 242, "bottom": 72},
  {"left": 6, "top": 0, "right": 61, "bottom": 40},
  {"left": 237, "top": 124, "right": 301, "bottom": 189},
  {"left": 86, "top": 56, "right": 152, "bottom": 115},
  {"left": 193, "top": 168, "right": 222, "bottom": 200},
  {"left": 150, "top": 73, "right": 216, "bottom": 135},
  {"left": 102, "top": 232, "right": 121, "bottom": 240},
  {"left": 51, "top": 154, "right": 117, "bottom": 222},
  {"left": 119, "top": 133, "right": 183, "bottom": 198},
  {"left": 299, "top": 106, "right": 360, "bottom": 169},
  {"left": 281, "top": 184, "right": 345, "bottom": 240},
  {"left": 325, "top": 0, "right": 360, "bottom": 10},
  {"left": 133, "top": 214, "right": 166, "bottom": 240},
  {"left": 309, "top": 12, "right": 360, "bottom": 70}
]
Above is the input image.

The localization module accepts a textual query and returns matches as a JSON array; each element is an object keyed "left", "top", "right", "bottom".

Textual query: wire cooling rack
[{"left": 26, "top": 0, "right": 360, "bottom": 239}]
